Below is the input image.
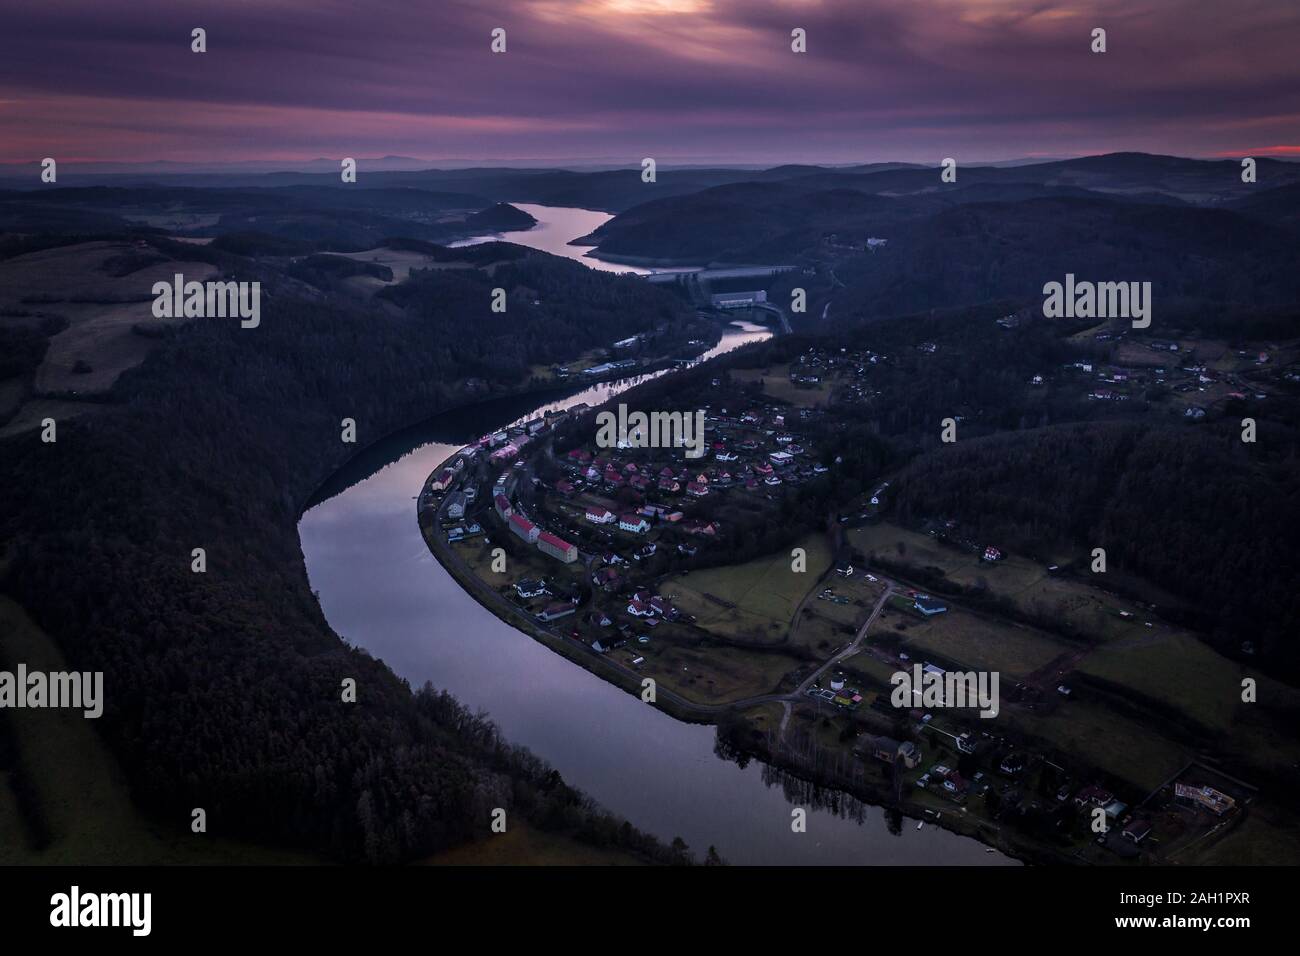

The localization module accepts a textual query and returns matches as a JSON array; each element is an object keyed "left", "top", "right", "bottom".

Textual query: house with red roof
[
  {"left": 619, "top": 514, "right": 650, "bottom": 534},
  {"left": 508, "top": 513, "right": 539, "bottom": 544},
  {"left": 585, "top": 506, "right": 616, "bottom": 524},
  {"left": 537, "top": 531, "right": 578, "bottom": 564}
]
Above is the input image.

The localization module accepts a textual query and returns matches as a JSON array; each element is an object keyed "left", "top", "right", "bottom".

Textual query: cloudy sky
[{"left": 2, "top": 0, "right": 1298, "bottom": 165}]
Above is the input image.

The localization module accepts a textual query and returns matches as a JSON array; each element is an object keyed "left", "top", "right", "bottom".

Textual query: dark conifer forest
[{"left": 0, "top": 234, "right": 698, "bottom": 863}]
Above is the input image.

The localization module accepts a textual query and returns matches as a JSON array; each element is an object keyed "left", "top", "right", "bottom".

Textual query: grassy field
[
  {"left": 0, "top": 241, "right": 221, "bottom": 397},
  {"left": 731, "top": 363, "right": 830, "bottom": 408},
  {"left": 337, "top": 247, "right": 473, "bottom": 282},
  {"left": 1079, "top": 631, "right": 1244, "bottom": 731},
  {"left": 0, "top": 597, "right": 319, "bottom": 864},
  {"left": 877, "top": 605, "right": 1070, "bottom": 677},
  {"left": 664, "top": 533, "right": 832, "bottom": 644},
  {"left": 839, "top": 650, "right": 902, "bottom": 689},
  {"left": 1003, "top": 699, "right": 1187, "bottom": 793},
  {"left": 849, "top": 522, "right": 1170, "bottom": 643},
  {"left": 1182, "top": 804, "right": 1300, "bottom": 865},
  {"left": 0, "top": 241, "right": 225, "bottom": 437},
  {"left": 788, "top": 569, "right": 881, "bottom": 654},
  {"left": 634, "top": 638, "right": 799, "bottom": 703}
]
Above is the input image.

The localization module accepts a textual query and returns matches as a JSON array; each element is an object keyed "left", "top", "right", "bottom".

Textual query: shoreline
[{"left": 419, "top": 443, "right": 1041, "bottom": 866}]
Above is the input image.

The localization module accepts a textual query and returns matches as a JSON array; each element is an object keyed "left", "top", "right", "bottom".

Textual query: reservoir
[{"left": 299, "top": 205, "right": 1012, "bottom": 865}]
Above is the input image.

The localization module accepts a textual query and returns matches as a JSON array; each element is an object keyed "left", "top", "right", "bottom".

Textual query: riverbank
[
  {"left": 716, "top": 711, "right": 1063, "bottom": 866},
  {"left": 421, "top": 472, "right": 718, "bottom": 726},
  {"left": 302, "top": 202, "right": 1012, "bottom": 865},
  {"left": 419, "top": 439, "right": 1031, "bottom": 866}
]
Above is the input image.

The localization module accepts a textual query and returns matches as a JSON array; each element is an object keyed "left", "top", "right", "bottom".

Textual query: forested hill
[
  {"left": 573, "top": 153, "right": 1300, "bottom": 265},
  {"left": 0, "top": 235, "right": 696, "bottom": 863},
  {"left": 828, "top": 197, "right": 1300, "bottom": 329},
  {"left": 687, "top": 301, "right": 1300, "bottom": 676},
  {"left": 891, "top": 421, "right": 1300, "bottom": 664}
]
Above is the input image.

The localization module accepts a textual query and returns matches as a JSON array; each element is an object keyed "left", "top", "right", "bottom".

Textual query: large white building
[{"left": 711, "top": 290, "right": 766, "bottom": 309}]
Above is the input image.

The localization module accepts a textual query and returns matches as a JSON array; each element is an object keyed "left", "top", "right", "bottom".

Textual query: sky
[{"left": 2, "top": 0, "right": 1298, "bottom": 166}]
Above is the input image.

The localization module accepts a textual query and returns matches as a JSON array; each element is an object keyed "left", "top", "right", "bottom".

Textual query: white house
[
  {"left": 619, "top": 514, "right": 650, "bottom": 534},
  {"left": 585, "top": 506, "right": 616, "bottom": 524}
]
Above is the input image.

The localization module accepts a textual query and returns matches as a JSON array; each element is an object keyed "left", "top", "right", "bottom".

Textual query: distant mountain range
[{"left": 4, "top": 152, "right": 1298, "bottom": 278}]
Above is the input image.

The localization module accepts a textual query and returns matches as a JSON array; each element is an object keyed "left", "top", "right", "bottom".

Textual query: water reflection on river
[{"left": 298, "top": 206, "right": 1013, "bottom": 865}]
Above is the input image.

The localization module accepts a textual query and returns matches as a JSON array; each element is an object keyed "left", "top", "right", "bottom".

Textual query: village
[{"left": 415, "top": 313, "right": 1296, "bottom": 866}]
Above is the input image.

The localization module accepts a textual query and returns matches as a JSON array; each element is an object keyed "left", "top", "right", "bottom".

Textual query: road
[
  {"left": 429, "top": 457, "right": 912, "bottom": 728},
  {"left": 795, "top": 583, "right": 896, "bottom": 697}
]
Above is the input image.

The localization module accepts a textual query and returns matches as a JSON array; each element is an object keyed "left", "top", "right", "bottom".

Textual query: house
[
  {"left": 619, "top": 514, "right": 650, "bottom": 534},
  {"left": 982, "top": 546, "right": 1002, "bottom": 562},
  {"left": 514, "top": 579, "right": 548, "bottom": 599},
  {"left": 649, "top": 595, "right": 676, "bottom": 619},
  {"left": 585, "top": 506, "right": 616, "bottom": 524},
  {"left": 555, "top": 480, "right": 576, "bottom": 496},
  {"left": 537, "top": 531, "right": 578, "bottom": 564},
  {"left": 430, "top": 468, "right": 457, "bottom": 492},
  {"left": 913, "top": 596, "right": 948, "bottom": 616},
  {"left": 508, "top": 513, "right": 540, "bottom": 544},
  {"left": 999, "top": 753, "right": 1025, "bottom": 776},
  {"left": 942, "top": 772, "right": 970, "bottom": 796},
  {"left": 627, "top": 599, "right": 654, "bottom": 618},
  {"left": 446, "top": 492, "right": 467, "bottom": 520},
  {"left": 633, "top": 543, "right": 657, "bottom": 562},
  {"left": 592, "top": 567, "right": 621, "bottom": 592},
  {"left": 1174, "top": 783, "right": 1235, "bottom": 816},
  {"left": 1122, "top": 819, "right": 1153, "bottom": 844},
  {"left": 834, "top": 560, "right": 853, "bottom": 577},
  {"left": 494, "top": 494, "right": 513, "bottom": 519},
  {"left": 1073, "top": 784, "right": 1114, "bottom": 809},
  {"left": 536, "top": 602, "right": 576, "bottom": 623},
  {"left": 489, "top": 443, "right": 519, "bottom": 464},
  {"left": 685, "top": 481, "right": 709, "bottom": 497},
  {"left": 868, "top": 735, "right": 903, "bottom": 764},
  {"left": 865, "top": 736, "right": 921, "bottom": 769}
]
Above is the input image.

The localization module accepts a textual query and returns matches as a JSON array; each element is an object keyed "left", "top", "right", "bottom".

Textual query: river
[
  {"left": 299, "top": 205, "right": 1012, "bottom": 865},
  {"left": 449, "top": 202, "right": 699, "bottom": 276}
]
